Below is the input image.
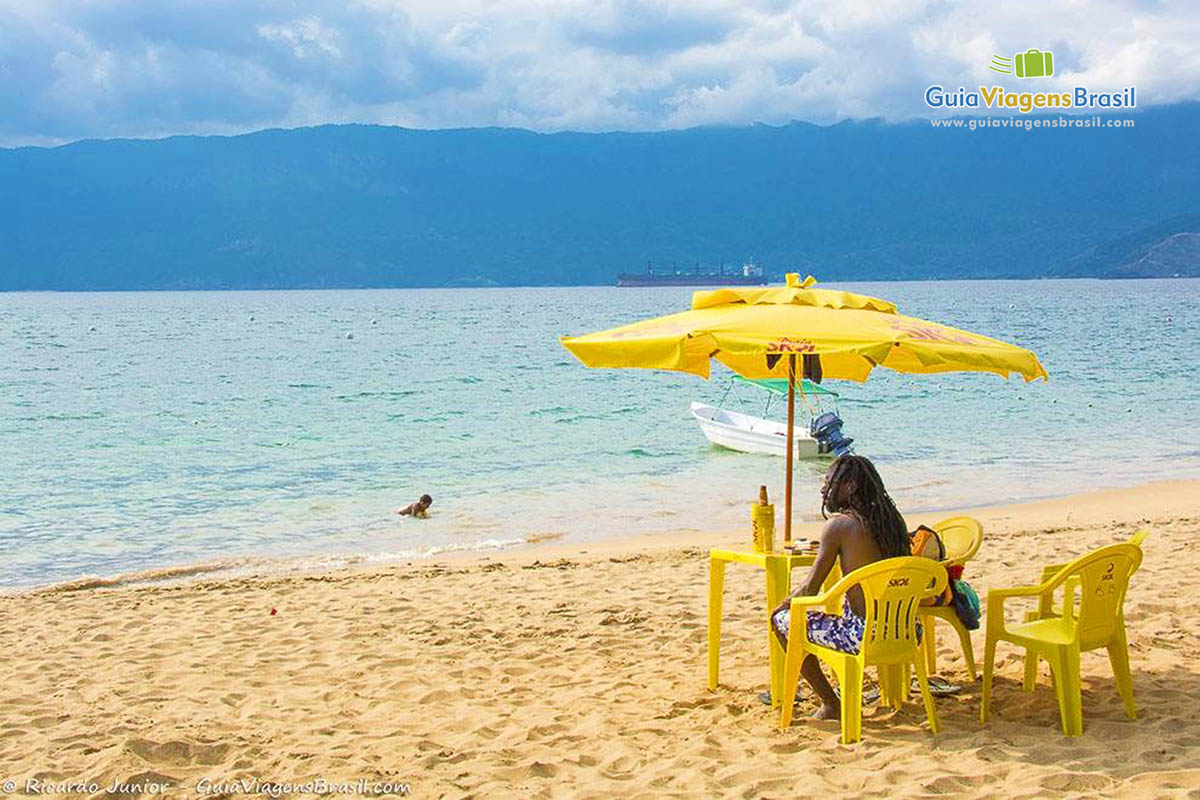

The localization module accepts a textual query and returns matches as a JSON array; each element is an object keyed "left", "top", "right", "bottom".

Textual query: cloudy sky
[{"left": 1, "top": 0, "right": 1197, "bottom": 146}]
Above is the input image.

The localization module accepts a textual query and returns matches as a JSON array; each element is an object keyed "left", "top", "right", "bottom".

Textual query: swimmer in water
[{"left": 396, "top": 494, "right": 433, "bottom": 518}]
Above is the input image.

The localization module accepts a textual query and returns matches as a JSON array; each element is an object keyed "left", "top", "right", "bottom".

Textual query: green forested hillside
[{"left": 1, "top": 105, "right": 1197, "bottom": 289}]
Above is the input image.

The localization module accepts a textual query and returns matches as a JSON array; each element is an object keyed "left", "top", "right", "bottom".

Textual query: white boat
[
  {"left": 691, "top": 377, "right": 852, "bottom": 458},
  {"left": 690, "top": 401, "right": 821, "bottom": 457}
]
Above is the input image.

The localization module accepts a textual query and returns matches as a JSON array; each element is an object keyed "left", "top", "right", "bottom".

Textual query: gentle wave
[{"left": 14, "top": 536, "right": 533, "bottom": 595}]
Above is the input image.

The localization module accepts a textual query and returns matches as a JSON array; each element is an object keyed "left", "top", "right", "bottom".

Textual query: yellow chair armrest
[
  {"left": 997, "top": 554, "right": 1084, "bottom": 603},
  {"left": 787, "top": 593, "right": 836, "bottom": 612},
  {"left": 1039, "top": 562, "right": 1067, "bottom": 583},
  {"left": 988, "top": 584, "right": 1045, "bottom": 601},
  {"left": 986, "top": 585, "right": 1041, "bottom": 638},
  {"left": 786, "top": 564, "right": 864, "bottom": 613},
  {"left": 1061, "top": 575, "right": 1082, "bottom": 620}
]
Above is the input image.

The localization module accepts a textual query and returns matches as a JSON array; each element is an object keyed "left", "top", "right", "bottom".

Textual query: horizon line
[{"left": 3, "top": 275, "right": 1197, "bottom": 294}]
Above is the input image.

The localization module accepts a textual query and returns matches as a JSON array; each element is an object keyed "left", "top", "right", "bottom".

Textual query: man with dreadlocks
[{"left": 770, "top": 454, "right": 913, "bottom": 720}]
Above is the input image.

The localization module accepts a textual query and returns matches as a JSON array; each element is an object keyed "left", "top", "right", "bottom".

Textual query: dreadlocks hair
[{"left": 822, "top": 454, "right": 911, "bottom": 559}]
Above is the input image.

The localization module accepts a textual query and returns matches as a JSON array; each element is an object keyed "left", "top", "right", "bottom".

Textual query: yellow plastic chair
[
  {"left": 779, "top": 557, "right": 948, "bottom": 743},
  {"left": 980, "top": 542, "right": 1144, "bottom": 736},
  {"left": 918, "top": 516, "right": 983, "bottom": 679},
  {"left": 1021, "top": 530, "right": 1147, "bottom": 690},
  {"left": 1026, "top": 530, "right": 1147, "bottom": 620}
]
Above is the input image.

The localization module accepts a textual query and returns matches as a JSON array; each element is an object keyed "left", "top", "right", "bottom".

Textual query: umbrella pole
[{"left": 785, "top": 354, "right": 796, "bottom": 546}]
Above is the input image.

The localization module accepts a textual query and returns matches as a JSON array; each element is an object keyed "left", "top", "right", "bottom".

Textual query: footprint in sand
[
  {"left": 524, "top": 724, "right": 566, "bottom": 741},
  {"left": 974, "top": 744, "right": 1014, "bottom": 762},
  {"left": 922, "top": 774, "right": 988, "bottom": 795},
  {"left": 29, "top": 714, "right": 68, "bottom": 729},
  {"left": 1038, "top": 772, "right": 1117, "bottom": 793},
  {"left": 422, "top": 749, "right": 470, "bottom": 767},
  {"left": 127, "top": 738, "right": 230, "bottom": 767}
]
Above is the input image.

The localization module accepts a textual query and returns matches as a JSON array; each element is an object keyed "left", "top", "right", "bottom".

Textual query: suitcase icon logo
[{"left": 989, "top": 49, "right": 1054, "bottom": 78}]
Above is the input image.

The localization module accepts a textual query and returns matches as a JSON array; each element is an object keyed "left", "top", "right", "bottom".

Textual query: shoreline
[{"left": 16, "top": 477, "right": 1200, "bottom": 597}]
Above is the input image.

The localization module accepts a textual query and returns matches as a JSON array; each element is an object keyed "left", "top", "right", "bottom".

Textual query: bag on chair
[
  {"left": 949, "top": 577, "right": 981, "bottom": 630},
  {"left": 910, "top": 526, "right": 953, "bottom": 605},
  {"left": 910, "top": 525, "right": 945, "bottom": 560}
]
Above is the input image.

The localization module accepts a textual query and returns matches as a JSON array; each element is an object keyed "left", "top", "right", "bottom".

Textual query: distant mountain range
[
  {"left": 1052, "top": 213, "right": 1200, "bottom": 278},
  {"left": 1, "top": 104, "right": 1197, "bottom": 290}
]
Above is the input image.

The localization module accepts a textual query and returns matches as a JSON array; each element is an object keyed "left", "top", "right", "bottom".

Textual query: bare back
[
  {"left": 796, "top": 512, "right": 886, "bottom": 617},
  {"left": 832, "top": 513, "right": 885, "bottom": 616}
]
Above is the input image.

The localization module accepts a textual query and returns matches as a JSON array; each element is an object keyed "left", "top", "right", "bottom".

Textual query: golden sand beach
[{"left": 2, "top": 481, "right": 1199, "bottom": 798}]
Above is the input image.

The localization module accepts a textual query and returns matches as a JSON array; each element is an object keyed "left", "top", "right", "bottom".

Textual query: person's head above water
[
  {"left": 419, "top": 494, "right": 433, "bottom": 507},
  {"left": 820, "top": 454, "right": 909, "bottom": 558}
]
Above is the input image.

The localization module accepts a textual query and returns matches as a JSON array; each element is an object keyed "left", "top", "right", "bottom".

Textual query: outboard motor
[{"left": 810, "top": 412, "right": 854, "bottom": 457}]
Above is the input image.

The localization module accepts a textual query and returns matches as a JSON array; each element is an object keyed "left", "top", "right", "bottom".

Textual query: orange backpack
[{"left": 910, "top": 526, "right": 953, "bottom": 605}]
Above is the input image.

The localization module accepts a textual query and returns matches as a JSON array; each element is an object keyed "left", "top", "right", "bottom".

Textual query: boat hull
[
  {"left": 690, "top": 402, "right": 823, "bottom": 458},
  {"left": 617, "top": 274, "right": 767, "bottom": 287}
]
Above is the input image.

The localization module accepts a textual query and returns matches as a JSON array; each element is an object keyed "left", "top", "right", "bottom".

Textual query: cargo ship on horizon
[{"left": 617, "top": 261, "right": 768, "bottom": 287}]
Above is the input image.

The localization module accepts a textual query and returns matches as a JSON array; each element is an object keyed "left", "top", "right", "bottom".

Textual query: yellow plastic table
[{"left": 708, "top": 547, "right": 816, "bottom": 707}]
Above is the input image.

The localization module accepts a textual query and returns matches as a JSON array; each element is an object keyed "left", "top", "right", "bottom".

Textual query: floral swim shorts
[{"left": 772, "top": 598, "right": 866, "bottom": 655}]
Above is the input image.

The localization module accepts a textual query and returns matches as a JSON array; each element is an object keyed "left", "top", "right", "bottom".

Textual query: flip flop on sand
[
  {"left": 913, "top": 675, "right": 962, "bottom": 696},
  {"left": 758, "top": 687, "right": 803, "bottom": 706},
  {"left": 833, "top": 685, "right": 881, "bottom": 704},
  {"left": 760, "top": 684, "right": 882, "bottom": 706}
]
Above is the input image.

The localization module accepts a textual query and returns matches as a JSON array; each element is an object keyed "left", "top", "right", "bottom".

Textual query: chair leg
[
  {"left": 1108, "top": 625, "right": 1137, "bottom": 720},
  {"left": 779, "top": 650, "right": 804, "bottom": 729},
  {"left": 876, "top": 665, "right": 893, "bottom": 709},
  {"left": 765, "top": 559, "right": 790, "bottom": 707},
  {"left": 1064, "top": 645, "right": 1083, "bottom": 736},
  {"left": 911, "top": 652, "right": 940, "bottom": 735},
  {"left": 839, "top": 659, "right": 864, "bottom": 744},
  {"left": 878, "top": 664, "right": 903, "bottom": 709},
  {"left": 924, "top": 617, "right": 938, "bottom": 675},
  {"left": 1048, "top": 647, "right": 1083, "bottom": 737},
  {"left": 1048, "top": 650, "right": 1070, "bottom": 734},
  {"left": 779, "top": 612, "right": 807, "bottom": 730},
  {"left": 948, "top": 616, "right": 977, "bottom": 681},
  {"left": 1022, "top": 651, "right": 1039, "bottom": 691},
  {"left": 707, "top": 558, "right": 725, "bottom": 691},
  {"left": 980, "top": 635, "right": 997, "bottom": 724}
]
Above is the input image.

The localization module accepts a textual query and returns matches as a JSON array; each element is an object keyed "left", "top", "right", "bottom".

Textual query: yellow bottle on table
[{"left": 751, "top": 485, "right": 775, "bottom": 553}]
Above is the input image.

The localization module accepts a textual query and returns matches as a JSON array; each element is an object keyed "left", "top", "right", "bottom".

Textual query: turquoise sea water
[{"left": 2, "top": 280, "right": 1197, "bottom": 590}]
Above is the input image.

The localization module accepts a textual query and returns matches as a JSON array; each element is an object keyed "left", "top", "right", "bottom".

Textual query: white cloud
[
  {"left": 257, "top": 17, "right": 344, "bottom": 60},
  {"left": 0, "top": 0, "right": 1196, "bottom": 145}
]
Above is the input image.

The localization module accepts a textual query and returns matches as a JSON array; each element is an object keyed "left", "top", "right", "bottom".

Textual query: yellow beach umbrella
[{"left": 561, "top": 274, "right": 1047, "bottom": 542}]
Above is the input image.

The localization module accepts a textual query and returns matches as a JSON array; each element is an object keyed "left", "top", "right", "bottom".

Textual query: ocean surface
[{"left": 2, "top": 280, "right": 1197, "bottom": 590}]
